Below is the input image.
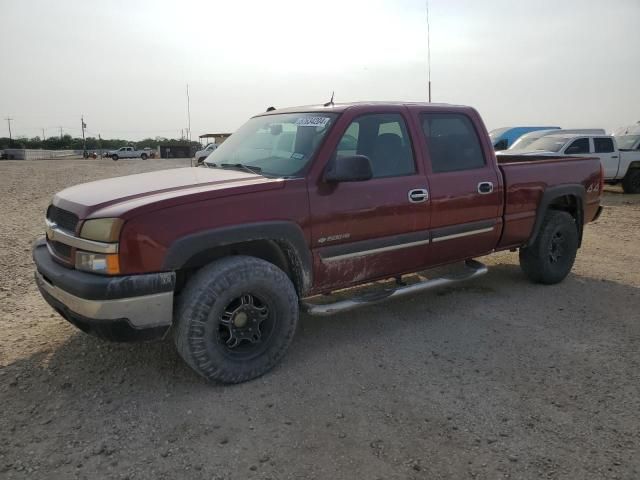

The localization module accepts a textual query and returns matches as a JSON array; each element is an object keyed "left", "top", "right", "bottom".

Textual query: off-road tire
[
  {"left": 519, "top": 210, "right": 578, "bottom": 285},
  {"left": 174, "top": 256, "right": 299, "bottom": 384},
  {"left": 111, "top": 154, "right": 119, "bottom": 161},
  {"left": 622, "top": 169, "right": 640, "bottom": 194},
  {"left": 140, "top": 153, "right": 148, "bottom": 160}
]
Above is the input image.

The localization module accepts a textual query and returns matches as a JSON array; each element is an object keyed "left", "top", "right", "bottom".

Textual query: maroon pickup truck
[{"left": 33, "top": 102, "right": 603, "bottom": 383}]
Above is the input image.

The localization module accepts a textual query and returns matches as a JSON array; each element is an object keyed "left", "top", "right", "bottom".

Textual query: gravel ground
[{"left": 1, "top": 158, "right": 639, "bottom": 480}]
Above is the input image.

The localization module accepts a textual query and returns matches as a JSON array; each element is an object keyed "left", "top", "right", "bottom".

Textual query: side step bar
[{"left": 301, "top": 260, "right": 488, "bottom": 316}]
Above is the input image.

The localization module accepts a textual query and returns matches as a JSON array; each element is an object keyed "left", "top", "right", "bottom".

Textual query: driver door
[{"left": 308, "top": 110, "right": 431, "bottom": 292}]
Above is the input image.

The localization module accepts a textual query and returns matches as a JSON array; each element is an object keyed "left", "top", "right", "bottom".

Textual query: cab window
[
  {"left": 335, "top": 114, "right": 415, "bottom": 178},
  {"left": 565, "top": 138, "right": 590, "bottom": 154},
  {"left": 421, "top": 113, "right": 486, "bottom": 173},
  {"left": 594, "top": 137, "right": 614, "bottom": 153}
]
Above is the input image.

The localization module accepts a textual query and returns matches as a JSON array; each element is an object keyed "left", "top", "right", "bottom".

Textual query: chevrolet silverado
[{"left": 33, "top": 102, "right": 603, "bottom": 383}]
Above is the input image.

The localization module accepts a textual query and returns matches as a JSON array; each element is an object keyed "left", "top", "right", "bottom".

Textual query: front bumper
[{"left": 33, "top": 238, "right": 176, "bottom": 342}]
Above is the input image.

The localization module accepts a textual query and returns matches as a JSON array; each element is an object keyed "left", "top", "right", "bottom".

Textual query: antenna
[
  {"left": 426, "top": 0, "right": 432, "bottom": 102},
  {"left": 323, "top": 91, "right": 335, "bottom": 107},
  {"left": 186, "top": 84, "right": 192, "bottom": 142}
]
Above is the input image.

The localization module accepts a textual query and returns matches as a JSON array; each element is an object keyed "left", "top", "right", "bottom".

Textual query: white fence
[{"left": 1, "top": 149, "right": 82, "bottom": 160}]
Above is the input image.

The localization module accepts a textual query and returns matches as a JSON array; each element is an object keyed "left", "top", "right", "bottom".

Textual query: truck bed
[{"left": 496, "top": 155, "right": 602, "bottom": 249}]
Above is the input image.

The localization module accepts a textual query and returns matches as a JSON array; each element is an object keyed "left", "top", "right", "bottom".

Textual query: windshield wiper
[{"left": 214, "top": 163, "right": 263, "bottom": 176}]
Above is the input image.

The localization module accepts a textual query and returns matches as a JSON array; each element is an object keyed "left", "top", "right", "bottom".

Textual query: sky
[{"left": 1, "top": 0, "right": 639, "bottom": 141}]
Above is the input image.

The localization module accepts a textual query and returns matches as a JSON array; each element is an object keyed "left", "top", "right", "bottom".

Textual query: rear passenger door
[
  {"left": 593, "top": 137, "right": 619, "bottom": 178},
  {"left": 416, "top": 111, "right": 502, "bottom": 265}
]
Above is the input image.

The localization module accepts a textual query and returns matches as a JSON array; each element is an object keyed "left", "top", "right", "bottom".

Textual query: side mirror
[{"left": 324, "top": 155, "right": 373, "bottom": 183}]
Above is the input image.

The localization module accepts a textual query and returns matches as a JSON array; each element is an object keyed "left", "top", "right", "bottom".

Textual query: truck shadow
[{"left": 2, "top": 263, "right": 638, "bottom": 402}]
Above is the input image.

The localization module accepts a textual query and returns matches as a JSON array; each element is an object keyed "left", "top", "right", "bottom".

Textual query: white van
[{"left": 613, "top": 122, "right": 640, "bottom": 151}]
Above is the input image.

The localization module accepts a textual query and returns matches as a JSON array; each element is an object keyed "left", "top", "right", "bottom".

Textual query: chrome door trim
[
  {"left": 432, "top": 226, "right": 495, "bottom": 243},
  {"left": 322, "top": 238, "right": 431, "bottom": 262}
]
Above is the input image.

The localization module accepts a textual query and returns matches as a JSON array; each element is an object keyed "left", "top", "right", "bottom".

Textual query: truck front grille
[{"left": 46, "top": 205, "right": 79, "bottom": 233}]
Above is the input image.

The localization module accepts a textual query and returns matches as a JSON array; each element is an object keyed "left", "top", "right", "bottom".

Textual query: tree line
[{"left": 0, "top": 135, "right": 201, "bottom": 150}]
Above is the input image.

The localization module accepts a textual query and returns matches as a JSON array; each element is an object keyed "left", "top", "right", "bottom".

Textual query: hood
[{"left": 52, "top": 167, "right": 283, "bottom": 219}]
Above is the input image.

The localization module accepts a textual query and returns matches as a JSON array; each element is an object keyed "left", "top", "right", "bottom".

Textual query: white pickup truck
[
  {"left": 501, "top": 133, "right": 640, "bottom": 193},
  {"left": 108, "top": 146, "right": 155, "bottom": 161},
  {"left": 194, "top": 143, "right": 218, "bottom": 165}
]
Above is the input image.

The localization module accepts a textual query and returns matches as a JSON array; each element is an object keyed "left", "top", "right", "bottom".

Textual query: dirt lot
[{"left": 1, "top": 158, "right": 639, "bottom": 480}]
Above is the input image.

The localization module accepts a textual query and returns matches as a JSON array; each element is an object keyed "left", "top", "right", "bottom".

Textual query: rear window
[
  {"left": 421, "top": 114, "right": 485, "bottom": 173},
  {"left": 594, "top": 137, "right": 614, "bottom": 153}
]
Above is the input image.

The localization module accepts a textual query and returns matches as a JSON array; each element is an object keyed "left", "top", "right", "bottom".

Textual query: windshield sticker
[
  {"left": 290, "top": 153, "right": 305, "bottom": 160},
  {"left": 295, "top": 116, "right": 331, "bottom": 128}
]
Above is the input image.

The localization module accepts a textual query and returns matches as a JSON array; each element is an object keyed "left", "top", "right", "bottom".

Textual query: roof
[
  {"left": 543, "top": 133, "right": 611, "bottom": 139},
  {"left": 199, "top": 133, "right": 231, "bottom": 138},
  {"left": 256, "top": 101, "right": 469, "bottom": 116}
]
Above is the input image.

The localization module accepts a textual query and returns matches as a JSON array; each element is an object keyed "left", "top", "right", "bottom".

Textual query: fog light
[{"left": 75, "top": 251, "right": 120, "bottom": 275}]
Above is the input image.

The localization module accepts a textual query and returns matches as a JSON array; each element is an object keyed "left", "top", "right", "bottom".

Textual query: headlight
[
  {"left": 75, "top": 251, "right": 120, "bottom": 275},
  {"left": 80, "top": 218, "right": 123, "bottom": 242}
]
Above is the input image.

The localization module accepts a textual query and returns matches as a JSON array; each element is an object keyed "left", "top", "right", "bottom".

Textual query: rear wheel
[
  {"left": 174, "top": 256, "right": 299, "bottom": 384},
  {"left": 622, "top": 169, "right": 640, "bottom": 194},
  {"left": 519, "top": 210, "right": 578, "bottom": 285},
  {"left": 140, "top": 153, "right": 148, "bottom": 160}
]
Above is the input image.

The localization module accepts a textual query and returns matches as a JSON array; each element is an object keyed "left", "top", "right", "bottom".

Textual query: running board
[{"left": 301, "top": 260, "right": 488, "bottom": 316}]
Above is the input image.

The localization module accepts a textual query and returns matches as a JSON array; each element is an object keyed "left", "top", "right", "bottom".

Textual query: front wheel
[
  {"left": 622, "top": 169, "right": 640, "bottom": 194},
  {"left": 519, "top": 210, "right": 578, "bottom": 285},
  {"left": 174, "top": 256, "right": 299, "bottom": 384},
  {"left": 111, "top": 154, "right": 119, "bottom": 161}
]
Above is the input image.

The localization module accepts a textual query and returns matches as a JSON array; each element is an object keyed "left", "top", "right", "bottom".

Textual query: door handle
[
  {"left": 477, "top": 182, "right": 494, "bottom": 194},
  {"left": 611, "top": 155, "right": 619, "bottom": 159},
  {"left": 408, "top": 188, "right": 429, "bottom": 203}
]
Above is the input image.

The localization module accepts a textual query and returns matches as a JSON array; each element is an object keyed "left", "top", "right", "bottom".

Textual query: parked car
[
  {"left": 194, "top": 143, "right": 218, "bottom": 165},
  {"left": 489, "top": 126, "right": 560, "bottom": 150},
  {"left": 508, "top": 128, "right": 606, "bottom": 151},
  {"left": 613, "top": 122, "right": 640, "bottom": 151},
  {"left": 33, "top": 102, "right": 603, "bottom": 384},
  {"left": 502, "top": 133, "right": 640, "bottom": 193},
  {"left": 107, "top": 146, "right": 154, "bottom": 161}
]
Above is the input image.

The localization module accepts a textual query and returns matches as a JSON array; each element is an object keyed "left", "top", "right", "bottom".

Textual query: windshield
[
  {"left": 204, "top": 112, "right": 337, "bottom": 176},
  {"left": 615, "top": 135, "right": 640, "bottom": 150},
  {"left": 509, "top": 135, "right": 543, "bottom": 150},
  {"left": 526, "top": 136, "right": 575, "bottom": 152}
]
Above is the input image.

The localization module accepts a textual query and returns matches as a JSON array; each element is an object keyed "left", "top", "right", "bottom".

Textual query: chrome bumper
[{"left": 35, "top": 271, "right": 173, "bottom": 329}]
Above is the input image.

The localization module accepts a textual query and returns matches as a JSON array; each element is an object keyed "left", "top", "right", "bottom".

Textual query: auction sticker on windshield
[{"left": 295, "top": 116, "right": 331, "bottom": 128}]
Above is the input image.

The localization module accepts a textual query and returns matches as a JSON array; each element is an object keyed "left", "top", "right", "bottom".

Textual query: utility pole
[
  {"left": 81, "top": 115, "right": 87, "bottom": 157},
  {"left": 59, "top": 127, "right": 63, "bottom": 140},
  {"left": 186, "top": 84, "right": 191, "bottom": 142},
  {"left": 5, "top": 117, "right": 13, "bottom": 145},
  {"left": 42, "top": 128, "right": 45, "bottom": 142},
  {"left": 426, "top": 0, "right": 432, "bottom": 102}
]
